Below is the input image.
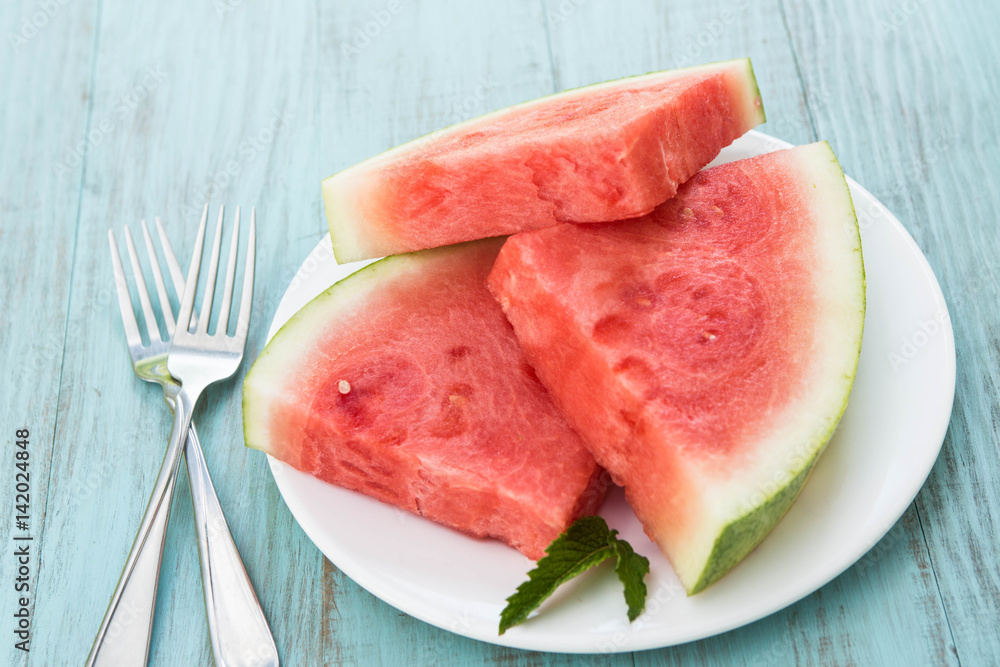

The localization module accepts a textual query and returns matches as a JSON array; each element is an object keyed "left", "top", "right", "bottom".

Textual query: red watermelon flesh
[
  {"left": 488, "top": 142, "right": 865, "bottom": 592},
  {"left": 322, "top": 59, "right": 764, "bottom": 263},
  {"left": 243, "top": 239, "right": 608, "bottom": 559}
]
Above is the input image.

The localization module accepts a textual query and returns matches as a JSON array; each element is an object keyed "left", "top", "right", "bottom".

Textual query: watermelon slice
[
  {"left": 243, "top": 239, "right": 608, "bottom": 559},
  {"left": 487, "top": 142, "right": 865, "bottom": 593},
  {"left": 322, "top": 58, "right": 765, "bottom": 263}
]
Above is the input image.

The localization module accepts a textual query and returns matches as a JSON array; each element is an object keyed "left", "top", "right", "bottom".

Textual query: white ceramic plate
[{"left": 263, "top": 131, "right": 956, "bottom": 653}]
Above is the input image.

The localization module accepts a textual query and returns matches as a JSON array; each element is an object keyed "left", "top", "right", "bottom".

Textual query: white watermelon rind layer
[
  {"left": 243, "top": 239, "right": 509, "bottom": 455},
  {"left": 322, "top": 58, "right": 765, "bottom": 264},
  {"left": 684, "top": 141, "right": 865, "bottom": 594},
  {"left": 242, "top": 251, "right": 421, "bottom": 455}
]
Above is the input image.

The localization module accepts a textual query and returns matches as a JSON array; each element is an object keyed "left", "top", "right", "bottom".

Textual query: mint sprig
[
  {"left": 611, "top": 535, "right": 648, "bottom": 621},
  {"left": 498, "top": 516, "right": 650, "bottom": 634}
]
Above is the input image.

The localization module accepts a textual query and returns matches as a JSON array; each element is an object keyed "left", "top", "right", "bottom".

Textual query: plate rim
[{"left": 261, "top": 130, "right": 957, "bottom": 653}]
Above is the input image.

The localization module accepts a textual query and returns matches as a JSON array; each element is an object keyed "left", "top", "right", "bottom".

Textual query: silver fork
[{"left": 90, "top": 206, "right": 277, "bottom": 667}]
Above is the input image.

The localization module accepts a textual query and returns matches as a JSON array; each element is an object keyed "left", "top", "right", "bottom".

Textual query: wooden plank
[
  {"left": 542, "top": 0, "right": 817, "bottom": 147},
  {"left": 25, "top": 1, "right": 327, "bottom": 664},
  {"left": 545, "top": 0, "right": 957, "bottom": 665},
  {"left": 4, "top": 0, "right": 996, "bottom": 663},
  {"left": 782, "top": 0, "right": 1000, "bottom": 663},
  {"left": 629, "top": 506, "right": 954, "bottom": 666},
  {"left": 0, "top": 1, "right": 98, "bottom": 665}
]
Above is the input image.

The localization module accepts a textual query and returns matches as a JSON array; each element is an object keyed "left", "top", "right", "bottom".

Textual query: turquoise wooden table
[{"left": 1, "top": 0, "right": 997, "bottom": 664}]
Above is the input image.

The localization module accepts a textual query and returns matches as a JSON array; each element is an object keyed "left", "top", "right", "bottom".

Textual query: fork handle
[
  {"left": 184, "top": 423, "right": 279, "bottom": 667},
  {"left": 86, "top": 402, "right": 190, "bottom": 667}
]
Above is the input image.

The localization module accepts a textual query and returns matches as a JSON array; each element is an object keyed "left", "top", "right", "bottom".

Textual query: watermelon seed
[{"left": 338, "top": 379, "right": 352, "bottom": 394}]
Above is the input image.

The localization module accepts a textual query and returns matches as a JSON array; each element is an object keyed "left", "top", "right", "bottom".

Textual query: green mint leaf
[
  {"left": 610, "top": 534, "right": 650, "bottom": 621},
  {"left": 498, "top": 516, "right": 616, "bottom": 634},
  {"left": 498, "top": 516, "right": 651, "bottom": 634}
]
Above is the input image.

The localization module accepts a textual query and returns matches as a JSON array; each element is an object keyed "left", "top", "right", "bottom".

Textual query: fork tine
[
  {"left": 141, "top": 219, "right": 175, "bottom": 336},
  {"left": 156, "top": 216, "right": 185, "bottom": 300},
  {"left": 177, "top": 204, "right": 209, "bottom": 335},
  {"left": 197, "top": 207, "right": 225, "bottom": 334},
  {"left": 234, "top": 208, "right": 256, "bottom": 341},
  {"left": 216, "top": 206, "right": 241, "bottom": 336},
  {"left": 156, "top": 216, "right": 199, "bottom": 330},
  {"left": 108, "top": 231, "right": 143, "bottom": 350},
  {"left": 124, "top": 225, "right": 161, "bottom": 343}
]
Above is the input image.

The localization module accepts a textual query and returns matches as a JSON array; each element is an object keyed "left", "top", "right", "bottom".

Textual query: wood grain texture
[
  {"left": 781, "top": 0, "right": 1000, "bottom": 664},
  {"left": 0, "top": 1, "right": 99, "bottom": 666},
  {"left": 1, "top": 0, "right": 996, "bottom": 665},
  {"left": 16, "top": 1, "right": 328, "bottom": 665}
]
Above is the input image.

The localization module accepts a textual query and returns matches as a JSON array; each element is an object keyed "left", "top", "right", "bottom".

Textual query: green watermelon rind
[
  {"left": 322, "top": 58, "right": 765, "bottom": 264},
  {"left": 242, "top": 241, "right": 500, "bottom": 454},
  {"left": 243, "top": 249, "right": 418, "bottom": 454},
  {"left": 691, "top": 403, "right": 845, "bottom": 594},
  {"left": 688, "top": 142, "right": 866, "bottom": 595}
]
